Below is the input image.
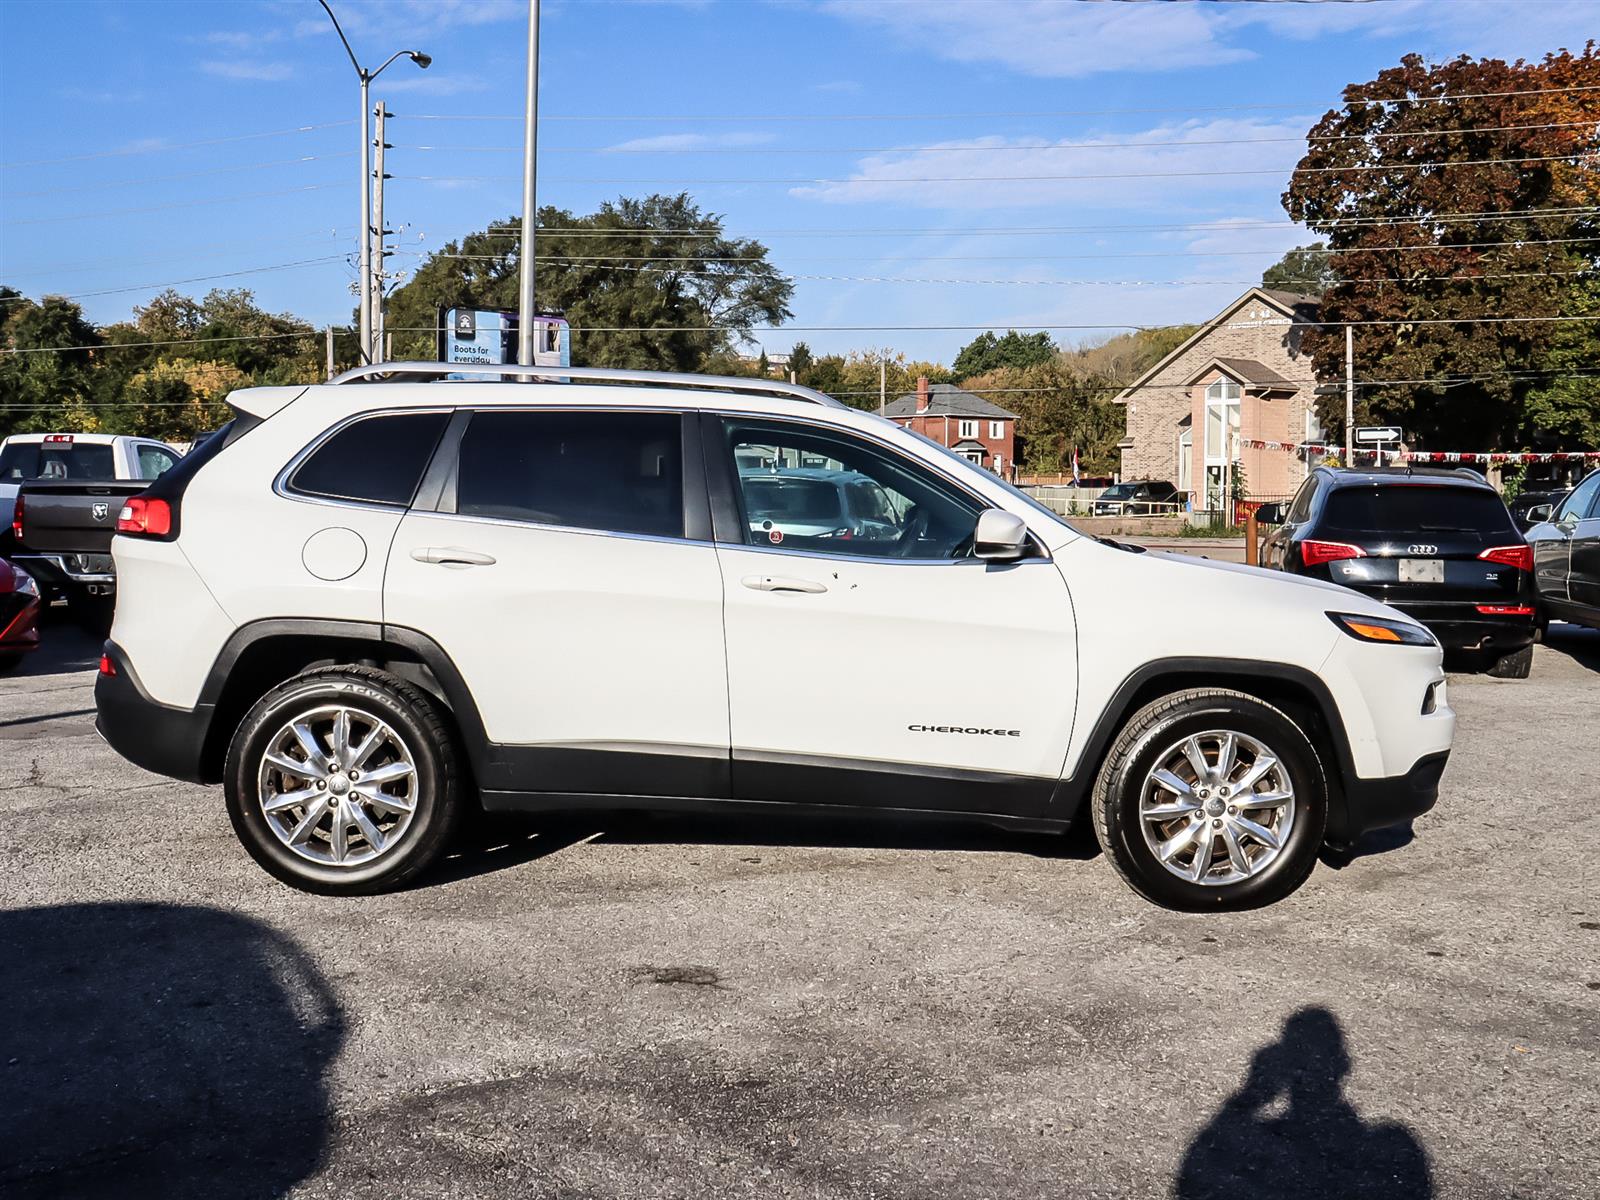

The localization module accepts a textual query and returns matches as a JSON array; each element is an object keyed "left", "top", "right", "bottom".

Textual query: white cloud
[
  {"left": 604, "top": 131, "right": 778, "bottom": 152},
  {"left": 813, "top": 0, "right": 1254, "bottom": 79},
  {"left": 814, "top": 0, "right": 1599, "bottom": 80},
  {"left": 200, "top": 60, "right": 294, "bottom": 82},
  {"left": 792, "top": 118, "right": 1315, "bottom": 211}
]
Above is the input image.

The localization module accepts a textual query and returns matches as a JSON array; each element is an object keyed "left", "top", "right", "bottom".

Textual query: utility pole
[
  {"left": 516, "top": 0, "right": 541, "bottom": 367},
  {"left": 372, "top": 101, "right": 389, "bottom": 361},
  {"left": 879, "top": 356, "right": 886, "bottom": 415},
  {"left": 325, "top": 326, "right": 335, "bottom": 379},
  {"left": 1344, "top": 324, "right": 1354, "bottom": 465},
  {"left": 358, "top": 73, "right": 372, "bottom": 362}
]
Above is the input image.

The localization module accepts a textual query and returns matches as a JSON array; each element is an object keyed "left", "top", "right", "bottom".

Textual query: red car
[{"left": 0, "top": 557, "right": 42, "bottom": 671}]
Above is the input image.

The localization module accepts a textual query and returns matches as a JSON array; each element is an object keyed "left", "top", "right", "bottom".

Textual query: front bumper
[
  {"left": 1329, "top": 750, "right": 1449, "bottom": 845},
  {"left": 94, "top": 642, "right": 214, "bottom": 783}
]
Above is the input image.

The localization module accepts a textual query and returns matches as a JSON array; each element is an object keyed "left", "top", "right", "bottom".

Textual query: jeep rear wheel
[
  {"left": 1091, "top": 688, "right": 1327, "bottom": 910},
  {"left": 224, "top": 666, "right": 463, "bottom": 895}
]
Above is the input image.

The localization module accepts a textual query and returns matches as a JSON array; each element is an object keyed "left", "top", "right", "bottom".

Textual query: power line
[
  {"left": 394, "top": 120, "right": 1600, "bottom": 156},
  {"left": 3, "top": 230, "right": 359, "bottom": 277},
  {"left": 0, "top": 121, "right": 354, "bottom": 170},
  {"left": 1, "top": 183, "right": 345, "bottom": 226},
  {"left": 0, "top": 331, "right": 319, "bottom": 355},
  {"left": 397, "top": 84, "right": 1600, "bottom": 124},
  {"left": 0, "top": 154, "right": 355, "bottom": 199},
  {"left": 391, "top": 153, "right": 1590, "bottom": 188},
  {"left": 18, "top": 256, "right": 352, "bottom": 301}
]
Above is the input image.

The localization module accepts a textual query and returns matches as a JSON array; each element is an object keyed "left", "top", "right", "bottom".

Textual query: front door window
[{"left": 1203, "top": 378, "right": 1241, "bottom": 511}]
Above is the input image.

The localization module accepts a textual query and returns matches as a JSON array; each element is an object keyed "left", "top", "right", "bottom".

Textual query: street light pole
[
  {"left": 317, "top": 1, "right": 430, "bottom": 364},
  {"left": 517, "top": 0, "right": 541, "bottom": 367}
]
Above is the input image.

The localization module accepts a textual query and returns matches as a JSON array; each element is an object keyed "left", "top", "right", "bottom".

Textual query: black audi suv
[{"left": 1259, "top": 467, "right": 1538, "bottom": 677}]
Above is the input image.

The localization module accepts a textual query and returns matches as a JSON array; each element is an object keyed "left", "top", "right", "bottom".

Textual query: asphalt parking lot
[{"left": 3, "top": 615, "right": 1597, "bottom": 1200}]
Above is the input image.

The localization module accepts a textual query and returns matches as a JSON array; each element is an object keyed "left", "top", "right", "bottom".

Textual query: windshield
[
  {"left": 0, "top": 442, "right": 116, "bottom": 481},
  {"left": 1101, "top": 483, "right": 1137, "bottom": 499},
  {"left": 897, "top": 425, "right": 1072, "bottom": 530}
]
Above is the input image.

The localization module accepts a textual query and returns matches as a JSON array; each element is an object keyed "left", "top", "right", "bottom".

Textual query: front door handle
[
  {"left": 411, "top": 546, "right": 497, "bottom": 567},
  {"left": 741, "top": 574, "right": 828, "bottom": 594}
]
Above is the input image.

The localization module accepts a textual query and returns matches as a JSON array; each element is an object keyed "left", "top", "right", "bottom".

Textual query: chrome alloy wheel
[
  {"left": 256, "top": 705, "right": 418, "bottom": 868},
  {"left": 1138, "top": 729, "right": 1296, "bottom": 886}
]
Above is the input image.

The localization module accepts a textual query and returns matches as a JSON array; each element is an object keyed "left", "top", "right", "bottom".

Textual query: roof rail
[{"left": 325, "top": 360, "right": 843, "bottom": 407}]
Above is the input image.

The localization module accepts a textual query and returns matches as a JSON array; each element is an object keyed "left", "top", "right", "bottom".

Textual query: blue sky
[{"left": 1, "top": 0, "right": 1594, "bottom": 363}]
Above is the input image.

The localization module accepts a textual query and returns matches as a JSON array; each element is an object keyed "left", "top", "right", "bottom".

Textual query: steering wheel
[{"left": 893, "top": 506, "right": 932, "bottom": 557}]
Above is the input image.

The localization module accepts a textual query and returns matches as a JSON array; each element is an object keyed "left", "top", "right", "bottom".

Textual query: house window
[
  {"left": 1177, "top": 427, "right": 1192, "bottom": 497},
  {"left": 1203, "top": 377, "right": 1241, "bottom": 511},
  {"left": 958, "top": 419, "right": 978, "bottom": 439},
  {"left": 988, "top": 421, "right": 1005, "bottom": 440}
]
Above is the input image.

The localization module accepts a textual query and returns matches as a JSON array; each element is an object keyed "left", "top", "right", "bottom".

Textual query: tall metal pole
[
  {"left": 517, "top": 0, "right": 541, "bottom": 366},
  {"left": 879, "top": 356, "right": 886, "bottom": 414},
  {"left": 358, "top": 73, "right": 372, "bottom": 363},
  {"left": 325, "top": 326, "right": 335, "bottom": 379},
  {"left": 372, "top": 101, "right": 388, "bottom": 361},
  {"left": 1344, "top": 324, "right": 1354, "bottom": 464}
]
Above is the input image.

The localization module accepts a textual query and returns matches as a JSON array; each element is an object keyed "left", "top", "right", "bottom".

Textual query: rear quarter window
[
  {"left": 288, "top": 411, "right": 450, "bottom": 507},
  {"left": 1321, "top": 485, "right": 1517, "bottom": 538}
]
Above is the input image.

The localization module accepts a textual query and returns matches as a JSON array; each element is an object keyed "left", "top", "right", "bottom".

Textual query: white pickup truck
[
  {"left": 2, "top": 433, "right": 181, "bottom": 544},
  {"left": 2, "top": 433, "right": 183, "bottom": 624}
]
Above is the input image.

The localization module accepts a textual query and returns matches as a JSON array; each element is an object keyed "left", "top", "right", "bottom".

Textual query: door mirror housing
[
  {"left": 1524, "top": 503, "right": 1554, "bottom": 525},
  {"left": 974, "top": 509, "right": 1029, "bottom": 561},
  {"left": 1254, "top": 502, "right": 1284, "bottom": 525}
]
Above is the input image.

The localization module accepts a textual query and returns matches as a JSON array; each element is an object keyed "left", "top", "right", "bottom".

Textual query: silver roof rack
[{"left": 325, "top": 360, "right": 844, "bottom": 408}]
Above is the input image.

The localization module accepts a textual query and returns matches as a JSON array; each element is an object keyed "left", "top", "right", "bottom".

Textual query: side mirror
[
  {"left": 1254, "top": 502, "right": 1284, "bottom": 525},
  {"left": 1525, "top": 503, "right": 1554, "bottom": 524},
  {"left": 974, "top": 509, "right": 1029, "bottom": 561}
]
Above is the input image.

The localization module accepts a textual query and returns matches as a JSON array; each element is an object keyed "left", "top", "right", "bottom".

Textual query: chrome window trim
[{"left": 403, "top": 506, "right": 714, "bottom": 550}]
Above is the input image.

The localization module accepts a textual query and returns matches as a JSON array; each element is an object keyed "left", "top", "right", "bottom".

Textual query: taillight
[
  {"left": 1475, "top": 604, "right": 1535, "bottom": 616},
  {"left": 1479, "top": 544, "right": 1532, "bottom": 571},
  {"left": 9, "top": 494, "right": 20, "bottom": 541},
  {"left": 98, "top": 654, "right": 117, "bottom": 676},
  {"left": 116, "top": 496, "right": 172, "bottom": 537},
  {"left": 1301, "top": 539, "right": 1366, "bottom": 567}
]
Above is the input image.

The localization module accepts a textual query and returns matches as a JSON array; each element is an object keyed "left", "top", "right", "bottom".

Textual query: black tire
[
  {"left": 224, "top": 665, "right": 464, "bottom": 895},
  {"left": 1090, "top": 688, "right": 1328, "bottom": 911},
  {"left": 1486, "top": 643, "right": 1534, "bottom": 679}
]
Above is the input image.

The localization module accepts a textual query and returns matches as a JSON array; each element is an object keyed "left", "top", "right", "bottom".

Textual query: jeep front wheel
[
  {"left": 224, "top": 666, "right": 463, "bottom": 894},
  {"left": 1091, "top": 688, "right": 1327, "bottom": 910}
]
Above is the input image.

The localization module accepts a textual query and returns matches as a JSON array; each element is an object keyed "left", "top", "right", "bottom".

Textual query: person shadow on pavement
[
  {"left": 0, "top": 903, "right": 345, "bottom": 1200},
  {"left": 1175, "top": 1006, "right": 1432, "bottom": 1200}
]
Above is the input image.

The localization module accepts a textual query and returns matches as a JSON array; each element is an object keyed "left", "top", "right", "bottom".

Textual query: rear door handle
[
  {"left": 741, "top": 574, "right": 827, "bottom": 594},
  {"left": 411, "top": 546, "right": 497, "bottom": 567}
]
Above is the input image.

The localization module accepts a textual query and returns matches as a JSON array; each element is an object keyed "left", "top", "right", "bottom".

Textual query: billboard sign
[{"left": 439, "top": 308, "right": 571, "bottom": 375}]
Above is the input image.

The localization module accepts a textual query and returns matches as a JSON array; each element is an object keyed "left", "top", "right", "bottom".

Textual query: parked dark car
[
  {"left": 1093, "top": 479, "right": 1179, "bottom": 516},
  {"left": 1259, "top": 467, "right": 1538, "bottom": 677},
  {"left": 1524, "top": 468, "right": 1600, "bottom": 634},
  {"left": 1508, "top": 488, "right": 1568, "bottom": 533},
  {"left": 0, "top": 557, "right": 42, "bottom": 672}
]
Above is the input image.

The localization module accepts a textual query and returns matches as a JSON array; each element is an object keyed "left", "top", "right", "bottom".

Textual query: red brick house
[{"left": 882, "top": 378, "right": 1019, "bottom": 478}]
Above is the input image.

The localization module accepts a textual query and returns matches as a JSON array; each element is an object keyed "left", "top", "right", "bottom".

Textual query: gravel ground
[{"left": 2, "top": 612, "right": 1596, "bottom": 1200}]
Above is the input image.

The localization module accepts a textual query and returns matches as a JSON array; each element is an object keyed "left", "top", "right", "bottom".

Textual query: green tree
[
  {"left": 0, "top": 292, "right": 103, "bottom": 437},
  {"left": 1283, "top": 47, "right": 1600, "bottom": 448},
  {"left": 960, "top": 360, "right": 1122, "bottom": 475},
  {"left": 951, "top": 329, "right": 1056, "bottom": 379},
  {"left": 386, "top": 194, "right": 793, "bottom": 371},
  {"left": 1261, "top": 244, "right": 1335, "bottom": 297}
]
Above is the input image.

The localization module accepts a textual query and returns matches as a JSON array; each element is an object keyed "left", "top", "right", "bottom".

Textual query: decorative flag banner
[{"left": 1238, "top": 439, "right": 1600, "bottom": 464}]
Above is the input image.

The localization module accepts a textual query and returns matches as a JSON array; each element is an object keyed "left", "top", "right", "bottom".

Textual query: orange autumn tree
[{"left": 1283, "top": 45, "right": 1600, "bottom": 450}]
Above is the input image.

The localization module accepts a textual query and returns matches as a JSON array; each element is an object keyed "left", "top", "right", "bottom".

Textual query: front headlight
[
  {"left": 12, "top": 568, "right": 39, "bottom": 598},
  {"left": 1328, "top": 611, "right": 1437, "bottom": 647}
]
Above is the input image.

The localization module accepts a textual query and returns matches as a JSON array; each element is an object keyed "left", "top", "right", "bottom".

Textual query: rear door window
[
  {"left": 1555, "top": 472, "right": 1600, "bottom": 523},
  {"left": 289, "top": 411, "right": 450, "bottom": 506},
  {"left": 452, "top": 409, "right": 684, "bottom": 539},
  {"left": 1321, "top": 485, "right": 1517, "bottom": 538}
]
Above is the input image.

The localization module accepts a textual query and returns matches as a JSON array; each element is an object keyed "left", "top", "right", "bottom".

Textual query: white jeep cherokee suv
[{"left": 95, "top": 364, "right": 1454, "bottom": 909}]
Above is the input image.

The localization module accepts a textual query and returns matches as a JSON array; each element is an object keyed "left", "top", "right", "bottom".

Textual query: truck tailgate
[{"left": 15, "top": 482, "right": 147, "bottom": 554}]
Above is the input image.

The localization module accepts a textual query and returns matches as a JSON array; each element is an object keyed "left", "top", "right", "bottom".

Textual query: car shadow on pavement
[
  {"left": 1544, "top": 622, "right": 1600, "bottom": 673},
  {"left": 1175, "top": 1006, "right": 1432, "bottom": 1200},
  {"left": 1318, "top": 822, "right": 1416, "bottom": 870},
  {"left": 0, "top": 903, "right": 345, "bottom": 1200}
]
